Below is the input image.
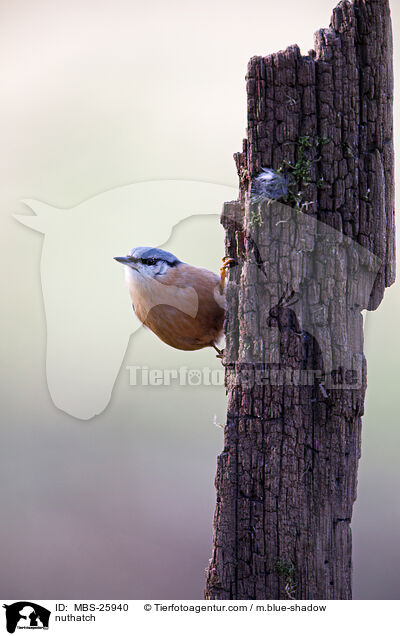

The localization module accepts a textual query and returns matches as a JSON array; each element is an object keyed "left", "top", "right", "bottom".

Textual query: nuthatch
[{"left": 114, "top": 247, "right": 232, "bottom": 354}]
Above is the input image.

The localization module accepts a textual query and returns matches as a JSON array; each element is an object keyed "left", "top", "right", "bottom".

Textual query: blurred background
[{"left": 0, "top": 0, "right": 399, "bottom": 599}]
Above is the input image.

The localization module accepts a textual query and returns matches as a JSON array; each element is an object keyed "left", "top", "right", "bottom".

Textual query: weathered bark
[{"left": 205, "top": 0, "right": 394, "bottom": 600}]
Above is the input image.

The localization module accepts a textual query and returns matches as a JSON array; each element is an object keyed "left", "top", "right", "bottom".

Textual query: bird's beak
[{"left": 114, "top": 256, "right": 133, "bottom": 264}]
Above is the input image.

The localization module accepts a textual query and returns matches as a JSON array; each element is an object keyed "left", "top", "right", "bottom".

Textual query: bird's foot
[
  {"left": 220, "top": 257, "right": 235, "bottom": 290},
  {"left": 212, "top": 343, "right": 225, "bottom": 359}
]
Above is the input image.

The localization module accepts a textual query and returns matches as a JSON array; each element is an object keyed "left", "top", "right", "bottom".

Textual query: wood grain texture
[{"left": 205, "top": 0, "right": 394, "bottom": 600}]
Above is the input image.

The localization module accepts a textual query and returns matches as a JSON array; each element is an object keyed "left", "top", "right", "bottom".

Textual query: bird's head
[{"left": 114, "top": 246, "right": 182, "bottom": 280}]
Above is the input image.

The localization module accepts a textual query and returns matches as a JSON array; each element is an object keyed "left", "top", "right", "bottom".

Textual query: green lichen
[
  {"left": 240, "top": 167, "right": 249, "bottom": 181},
  {"left": 277, "top": 135, "right": 330, "bottom": 208},
  {"left": 250, "top": 208, "right": 263, "bottom": 228},
  {"left": 342, "top": 142, "right": 355, "bottom": 158},
  {"left": 361, "top": 188, "right": 371, "bottom": 204},
  {"left": 275, "top": 558, "right": 296, "bottom": 599}
]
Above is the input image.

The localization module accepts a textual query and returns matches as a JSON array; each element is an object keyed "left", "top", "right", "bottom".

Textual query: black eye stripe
[{"left": 127, "top": 255, "right": 179, "bottom": 267}]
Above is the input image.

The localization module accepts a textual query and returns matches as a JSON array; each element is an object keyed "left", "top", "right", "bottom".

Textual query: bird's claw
[
  {"left": 212, "top": 343, "right": 225, "bottom": 360},
  {"left": 220, "top": 257, "right": 235, "bottom": 290}
]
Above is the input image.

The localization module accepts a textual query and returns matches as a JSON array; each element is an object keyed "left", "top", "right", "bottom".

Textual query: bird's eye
[{"left": 142, "top": 257, "right": 157, "bottom": 266}]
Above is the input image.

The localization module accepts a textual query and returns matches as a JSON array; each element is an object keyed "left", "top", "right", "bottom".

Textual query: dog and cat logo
[{"left": 2, "top": 603, "right": 50, "bottom": 633}]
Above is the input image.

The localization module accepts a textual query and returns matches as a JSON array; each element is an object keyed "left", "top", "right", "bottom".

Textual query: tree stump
[{"left": 205, "top": 0, "right": 394, "bottom": 600}]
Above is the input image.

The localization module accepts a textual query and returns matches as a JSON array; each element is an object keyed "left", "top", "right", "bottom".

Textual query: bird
[{"left": 114, "top": 247, "right": 233, "bottom": 354}]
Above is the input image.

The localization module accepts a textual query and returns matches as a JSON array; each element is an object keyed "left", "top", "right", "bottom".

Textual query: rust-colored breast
[{"left": 131, "top": 263, "right": 225, "bottom": 351}]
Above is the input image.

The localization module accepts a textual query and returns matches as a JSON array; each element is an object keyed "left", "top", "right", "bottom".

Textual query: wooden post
[{"left": 205, "top": 0, "right": 394, "bottom": 600}]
